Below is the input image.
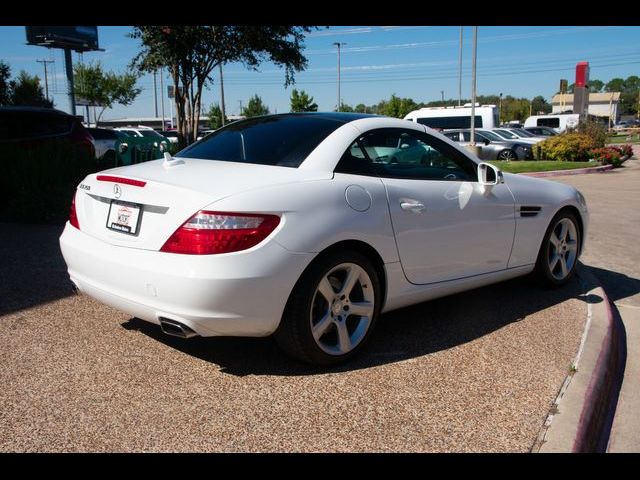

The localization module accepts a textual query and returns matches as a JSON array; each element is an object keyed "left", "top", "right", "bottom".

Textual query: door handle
[{"left": 400, "top": 200, "right": 426, "bottom": 213}]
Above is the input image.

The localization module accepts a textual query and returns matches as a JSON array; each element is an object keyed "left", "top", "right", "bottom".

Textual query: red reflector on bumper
[{"left": 96, "top": 175, "right": 146, "bottom": 187}]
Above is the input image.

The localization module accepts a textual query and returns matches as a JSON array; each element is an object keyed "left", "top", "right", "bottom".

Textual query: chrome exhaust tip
[{"left": 159, "top": 318, "right": 198, "bottom": 339}]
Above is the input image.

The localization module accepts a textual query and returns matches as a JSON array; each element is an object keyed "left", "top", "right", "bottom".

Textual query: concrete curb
[
  {"left": 533, "top": 265, "right": 626, "bottom": 452},
  {"left": 522, "top": 164, "right": 613, "bottom": 178}
]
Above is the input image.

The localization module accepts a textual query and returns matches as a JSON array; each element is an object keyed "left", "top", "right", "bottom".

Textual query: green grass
[
  {"left": 488, "top": 161, "right": 599, "bottom": 174},
  {"left": 606, "top": 134, "right": 640, "bottom": 145}
]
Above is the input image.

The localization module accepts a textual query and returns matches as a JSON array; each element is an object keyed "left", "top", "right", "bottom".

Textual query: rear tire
[
  {"left": 533, "top": 210, "right": 581, "bottom": 287},
  {"left": 497, "top": 149, "right": 516, "bottom": 161},
  {"left": 274, "top": 250, "right": 381, "bottom": 366}
]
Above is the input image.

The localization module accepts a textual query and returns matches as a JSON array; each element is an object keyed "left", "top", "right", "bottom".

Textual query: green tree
[
  {"left": 130, "top": 26, "right": 316, "bottom": 148},
  {"left": 589, "top": 79, "right": 604, "bottom": 93},
  {"left": 605, "top": 78, "right": 625, "bottom": 93},
  {"left": 289, "top": 89, "right": 317, "bottom": 112},
  {"left": 379, "top": 94, "right": 418, "bottom": 118},
  {"left": 74, "top": 61, "right": 140, "bottom": 125},
  {"left": 531, "top": 95, "right": 552, "bottom": 115},
  {"left": 242, "top": 94, "right": 270, "bottom": 117},
  {"left": 338, "top": 102, "right": 354, "bottom": 112},
  {"left": 10, "top": 71, "right": 52, "bottom": 107},
  {"left": 354, "top": 103, "right": 367, "bottom": 113},
  {"left": 206, "top": 103, "right": 226, "bottom": 129},
  {"left": 0, "top": 60, "right": 11, "bottom": 105}
]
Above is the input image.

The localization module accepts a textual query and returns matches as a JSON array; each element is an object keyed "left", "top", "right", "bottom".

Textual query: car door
[{"left": 349, "top": 128, "right": 516, "bottom": 285}]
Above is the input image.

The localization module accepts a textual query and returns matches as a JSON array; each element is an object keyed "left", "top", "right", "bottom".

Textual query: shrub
[
  {"left": 537, "top": 132, "right": 601, "bottom": 161},
  {"left": 618, "top": 144, "right": 633, "bottom": 158},
  {"left": 575, "top": 119, "right": 607, "bottom": 148},
  {"left": 590, "top": 147, "right": 624, "bottom": 167}
]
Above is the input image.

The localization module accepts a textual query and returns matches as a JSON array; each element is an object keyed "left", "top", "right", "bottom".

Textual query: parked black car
[
  {"left": 524, "top": 126, "right": 558, "bottom": 137},
  {"left": 0, "top": 106, "right": 96, "bottom": 223},
  {"left": 0, "top": 106, "right": 95, "bottom": 158}
]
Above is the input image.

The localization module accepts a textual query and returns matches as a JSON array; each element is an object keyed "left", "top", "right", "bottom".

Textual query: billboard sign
[{"left": 25, "top": 26, "right": 100, "bottom": 52}]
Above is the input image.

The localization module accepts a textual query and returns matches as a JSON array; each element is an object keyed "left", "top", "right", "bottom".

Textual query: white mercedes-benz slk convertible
[{"left": 60, "top": 113, "right": 589, "bottom": 365}]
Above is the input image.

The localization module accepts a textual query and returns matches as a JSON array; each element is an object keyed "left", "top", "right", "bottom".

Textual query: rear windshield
[{"left": 178, "top": 115, "right": 345, "bottom": 168}]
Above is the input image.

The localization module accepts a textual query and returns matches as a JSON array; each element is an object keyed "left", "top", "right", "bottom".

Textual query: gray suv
[{"left": 442, "top": 129, "right": 533, "bottom": 160}]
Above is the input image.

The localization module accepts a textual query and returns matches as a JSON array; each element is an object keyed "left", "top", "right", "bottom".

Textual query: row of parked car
[{"left": 441, "top": 126, "right": 557, "bottom": 160}]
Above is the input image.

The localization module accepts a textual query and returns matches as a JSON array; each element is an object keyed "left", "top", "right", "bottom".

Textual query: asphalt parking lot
[{"left": 0, "top": 222, "right": 587, "bottom": 452}]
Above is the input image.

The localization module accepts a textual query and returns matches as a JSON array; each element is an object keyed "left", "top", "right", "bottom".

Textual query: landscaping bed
[{"left": 488, "top": 161, "right": 598, "bottom": 174}]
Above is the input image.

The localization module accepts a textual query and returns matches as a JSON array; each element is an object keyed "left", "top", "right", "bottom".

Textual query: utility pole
[
  {"left": 441, "top": 90, "right": 445, "bottom": 104},
  {"left": 159, "top": 67, "right": 165, "bottom": 130},
  {"left": 63, "top": 48, "right": 76, "bottom": 116},
  {"left": 238, "top": 100, "right": 243, "bottom": 116},
  {"left": 470, "top": 26, "right": 478, "bottom": 147},
  {"left": 36, "top": 59, "right": 54, "bottom": 102},
  {"left": 333, "top": 42, "right": 346, "bottom": 112},
  {"left": 153, "top": 70, "right": 158, "bottom": 118},
  {"left": 499, "top": 92, "right": 503, "bottom": 124},
  {"left": 219, "top": 63, "right": 226, "bottom": 126},
  {"left": 458, "top": 26, "right": 463, "bottom": 107}
]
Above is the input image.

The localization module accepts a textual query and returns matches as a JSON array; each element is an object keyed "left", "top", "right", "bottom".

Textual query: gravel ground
[{"left": 0, "top": 223, "right": 586, "bottom": 452}]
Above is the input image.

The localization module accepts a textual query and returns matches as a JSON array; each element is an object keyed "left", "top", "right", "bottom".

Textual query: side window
[
  {"left": 335, "top": 139, "right": 376, "bottom": 176},
  {"left": 335, "top": 129, "right": 478, "bottom": 181},
  {"left": 443, "top": 131, "right": 460, "bottom": 142},
  {"left": 369, "top": 129, "right": 477, "bottom": 181}
]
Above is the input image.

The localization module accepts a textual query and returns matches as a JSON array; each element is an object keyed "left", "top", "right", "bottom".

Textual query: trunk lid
[{"left": 75, "top": 158, "right": 332, "bottom": 250}]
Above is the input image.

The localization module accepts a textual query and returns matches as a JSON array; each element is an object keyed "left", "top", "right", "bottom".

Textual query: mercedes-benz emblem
[{"left": 114, "top": 184, "right": 122, "bottom": 199}]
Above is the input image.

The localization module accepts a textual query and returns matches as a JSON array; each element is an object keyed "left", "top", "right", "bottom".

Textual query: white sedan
[{"left": 60, "top": 113, "right": 589, "bottom": 365}]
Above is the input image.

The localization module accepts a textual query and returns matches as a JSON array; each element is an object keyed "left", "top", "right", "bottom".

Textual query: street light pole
[
  {"left": 219, "top": 63, "right": 226, "bottom": 126},
  {"left": 160, "top": 67, "right": 165, "bottom": 129},
  {"left": 458, "top": 26, "right": 463, "bottom": 107},
  {"left": 441, "top": 90, "right": 445, "bottom": 105},
  {"left": 470, "top": 26, "right": 478, "bottom": 147},
  {"left": 333, "top": 42, "right": 346, "bottom": 112},
  {"left": 153, "top": 70, "right": 158, "bottom": 118},
  {"left": 499, "top": 92, "right": 503, "bottom": 124}
]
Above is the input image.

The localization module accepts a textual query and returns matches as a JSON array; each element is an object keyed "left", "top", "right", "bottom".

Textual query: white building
[{"left": 551, "top": 92, "right": 621, "bottom": 123}]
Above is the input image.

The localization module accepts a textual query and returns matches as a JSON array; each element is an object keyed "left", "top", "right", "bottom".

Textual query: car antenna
[{"left": 163, "top": 151, "right": 184, "bottom": 169}]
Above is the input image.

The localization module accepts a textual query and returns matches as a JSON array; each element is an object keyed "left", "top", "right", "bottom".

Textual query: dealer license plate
[{"left": 106, "top": 200, "right": 142, "bottom": 235}]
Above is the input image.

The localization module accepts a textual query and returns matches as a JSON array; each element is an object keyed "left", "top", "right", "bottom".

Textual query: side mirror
[
  {"left": 483, "top": 138, "right": 490, "bottom": 146},
  {"left": 118, "top": 143, "right": 128, "bottom": 154},
  {"left": 477, "top": 162, "right": 504, "bottom": 187}
]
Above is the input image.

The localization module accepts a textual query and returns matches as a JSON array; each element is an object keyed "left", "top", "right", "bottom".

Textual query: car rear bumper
[{"left": 59, "top": 223, "right": 314, "bottom": 337}]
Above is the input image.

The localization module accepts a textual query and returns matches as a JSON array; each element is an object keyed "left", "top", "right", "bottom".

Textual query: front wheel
[
  {"left": 534, "top": 211, "right": 581, "bottom": 286},
  {"left": 274, "top": 250, "right": 381, "bottom": 366}
]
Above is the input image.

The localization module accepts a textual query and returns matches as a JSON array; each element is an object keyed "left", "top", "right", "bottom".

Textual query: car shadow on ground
[
  {"left": 0, "top": 223, "right": 74, "bottom": 317},
  {"left": 122, "top": 263, "right": 628, "bottom": 377},
  {"left": 585, "top": 265, "right": 640, "bottom": 304}
]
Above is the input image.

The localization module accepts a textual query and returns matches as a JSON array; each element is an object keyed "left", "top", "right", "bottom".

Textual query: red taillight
[
  {"left": 96, "top": 175, "right": 147, "bottom": 187},
  {"left": 69, "top": 193, "right": 80, "bottom": 230},
  {"left": 160, "top": 211, "right": 281, "bottom": 255}
]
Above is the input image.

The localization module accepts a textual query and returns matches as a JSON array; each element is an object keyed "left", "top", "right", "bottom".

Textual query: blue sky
[{"left": 1, "top": 25, "right": 639, "bottom": 120}]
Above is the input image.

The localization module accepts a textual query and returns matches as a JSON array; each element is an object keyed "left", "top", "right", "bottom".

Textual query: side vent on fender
[{"left": 519, "top": 206, "right": 542, "bottom": 218}]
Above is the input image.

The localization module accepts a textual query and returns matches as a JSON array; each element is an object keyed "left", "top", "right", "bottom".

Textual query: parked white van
[
  {"left": 523, "top": 113, "right": 579, "bottom": 133},
  {"left": 404, "top": 104, "right": 499, "bottom": 130}
]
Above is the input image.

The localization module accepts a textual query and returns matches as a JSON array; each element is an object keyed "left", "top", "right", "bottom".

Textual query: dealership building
[{"left": 551, "top": 92, "right": 621, "bottom": 123}]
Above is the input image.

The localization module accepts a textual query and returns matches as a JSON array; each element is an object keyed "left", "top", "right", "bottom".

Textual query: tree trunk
[
  {"left": 96, "top": 107, "right": 107, "bottom": 127},
  {"left": 171, "top": 67, "right": 187, "bottom": 149}
]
